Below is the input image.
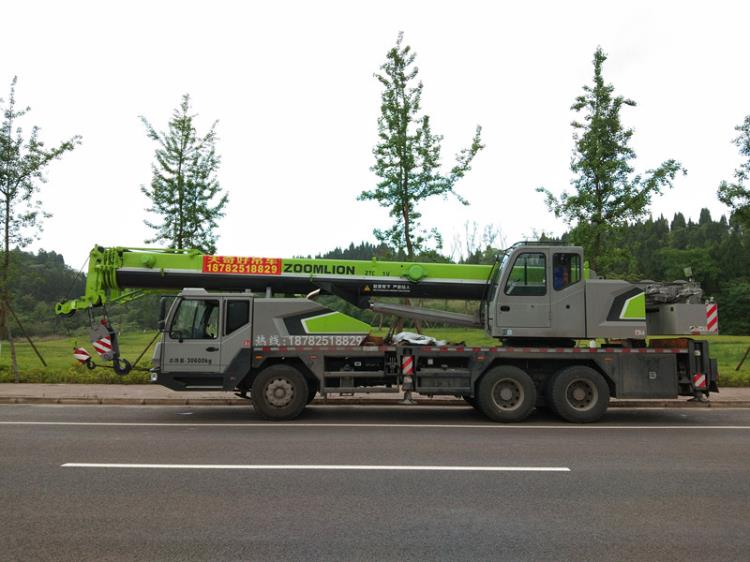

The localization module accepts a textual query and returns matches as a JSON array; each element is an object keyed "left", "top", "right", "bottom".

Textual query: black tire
[
  {"left": 477, "top": 365, "right": 537, "bottom": 423},
  {"left": 251, "top": 364, "right": 309, "bottom": 420},
  {"left": 543, "top": 373, "right": 559, "bottom": 415},
  {"left": 462, "top": 395, "right": 481, "bottom": 411},
  {"left": 550, "top": 365, "right": 609, "bottom": 423},
  {"left": 306, "top": 381, "right": 319, "bottom": 405}
]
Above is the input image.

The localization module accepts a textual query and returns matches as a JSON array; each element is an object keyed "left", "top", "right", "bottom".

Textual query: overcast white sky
[{"left": 2, "top": 0, "right": 748, "bottom": 268}]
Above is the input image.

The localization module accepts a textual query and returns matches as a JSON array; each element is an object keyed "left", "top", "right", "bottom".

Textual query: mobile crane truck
[{"left": 56, "top": 243, "right": 719, "bottom": 423}]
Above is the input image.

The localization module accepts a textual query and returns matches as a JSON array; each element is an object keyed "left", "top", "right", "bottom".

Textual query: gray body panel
[
  {"left": 647, "top": 303, "right": 710, "bottom": 335},
  {"left": 495, "top": 294, "right": 551, "bottom": 330},
  {"left": 550, "top": 282, "right": 587, "bottom": 337},
  {"left": 584, "top": 280, "right": 647, "bottom": 339}
]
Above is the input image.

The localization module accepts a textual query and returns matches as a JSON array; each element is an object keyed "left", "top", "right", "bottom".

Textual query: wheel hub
[
  {"left": 566, "top": 379, "right": 597, "bottom": 411},
  {"left": 265, "top": 378, "right": 294, "bottom": 408},
  {"left": 492, "top": 378, "right": 523, "bottom": 411}
]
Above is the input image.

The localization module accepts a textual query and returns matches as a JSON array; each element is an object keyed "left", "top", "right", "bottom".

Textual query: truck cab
[
  {"left": 153, "top": 289, "right": 255, "bottom": 390},
  {"left": 152, "top": 289, "right": 371, "bottom": 392}
]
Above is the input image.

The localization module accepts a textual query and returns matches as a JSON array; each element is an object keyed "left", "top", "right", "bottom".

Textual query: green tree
[
  {"left": 538, "top": 48, "right": 684, "bottom": 273},
  {"left": 715, "top": 280, "right": 750, "bottom": 335},
  {"left": 141, "top": 94, "right": 228, "bottom": 253},
  {"left": 359, "top": 32, "right": 484, "bottom": 259},
  {"left": 0, "top": 76, "right": 80, "bottom": 377},
  {"left": 717, "top": 115, "right": 750, "bottom": 230}
]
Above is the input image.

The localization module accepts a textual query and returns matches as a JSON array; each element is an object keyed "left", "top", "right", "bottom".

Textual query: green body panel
[
  {"left": 301, "top": 312, "right": 371, "bottom": 334},
  {"left": 620, "top": 292, "right": 646, "bottom": 320}
]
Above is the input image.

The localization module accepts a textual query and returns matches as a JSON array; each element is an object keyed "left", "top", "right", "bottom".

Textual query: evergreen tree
[
  {"left": 0, "top": 76, "right": 80, "bottom": 376},
  {"left": 359, "top": 32, "right": 483, "bottom": 259},
  {"left": 141, "top": 94, "right": 228, "bottom": 253},
  {"left": 538, "top": 48, "right": 684, "bottom": 273},
  {"left": 717, "top": 114, "right": 750, "bottom": 230},
  {"left": 671, "top": 212, "right": 686, "bottom": 230},
  {"left": 316, "top": 241, "right": 390, "bottom": 260}
]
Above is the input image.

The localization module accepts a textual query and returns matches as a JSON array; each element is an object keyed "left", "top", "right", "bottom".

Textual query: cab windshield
[
  {"left": 485, "top": 252, "right": 510, "bottom": 306},
  {"left": 169, "top": 299, "right": 220, "bottom": 340}
]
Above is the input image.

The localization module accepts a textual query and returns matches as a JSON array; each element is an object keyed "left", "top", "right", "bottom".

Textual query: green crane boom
[{"left": 56, "top": 245, "right": 494, "bottom": 316}]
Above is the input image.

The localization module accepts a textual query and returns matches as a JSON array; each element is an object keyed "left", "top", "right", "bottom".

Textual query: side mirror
[{"left": 158, "top": 297, "right": 168, "bottom": 331}]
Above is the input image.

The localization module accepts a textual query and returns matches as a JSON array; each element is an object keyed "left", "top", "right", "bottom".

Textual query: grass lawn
[
  {"left": 0, "top": 332, "right": 159, "bottom": 384},
  {"left": 1, "top": 329, "right": 748, "bottom": 387}
]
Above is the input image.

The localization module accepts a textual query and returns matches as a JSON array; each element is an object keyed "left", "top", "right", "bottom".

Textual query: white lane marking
[
  {"left": 2, "top": 421, "right": 750, "bottom": 429},
  {"left": 62, "top": 463, "right": 570, "bottom": 472}
]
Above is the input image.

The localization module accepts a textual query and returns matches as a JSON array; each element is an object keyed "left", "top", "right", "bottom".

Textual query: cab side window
[
  {"left": 553, "top": 253, "right": 581, "bottom": 290},
  {"left": 225, "top": 300, "right": 250, "bottom": 335},
  {"left": 504, "top": 253, "right": 547, "bottom": 296},
  {"left": 169, "top": 299, "right": 220, "bottom": 340}
]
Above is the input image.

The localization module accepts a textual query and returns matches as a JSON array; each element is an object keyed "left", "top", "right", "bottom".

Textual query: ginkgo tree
[{"left": 359, "top": 33, "right": 484, "bottom": 259}]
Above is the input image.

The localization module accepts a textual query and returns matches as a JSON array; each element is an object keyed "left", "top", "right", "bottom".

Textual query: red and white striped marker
[
  {"left": 692, "top": 373, "right": 707, "bottom": 389},
  {"left": 401, "top": 356, "right": 414, "bottom": 375},
  {"left": 706, "top": 303, "right": 718, "bottom": 333},
  {"left": 401, "top": 355, "right": 415, "bottom": 390},
  {"left": 92, "top": 337, "right": 112, "bottom": 358},
  {"left": 73, "top": 347, "right": 91, "bottom": 364}
]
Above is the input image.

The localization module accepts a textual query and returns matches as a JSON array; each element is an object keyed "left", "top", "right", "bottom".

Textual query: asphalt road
[{"left": 1, "top": 404, "right": 749, "bottom": 561}]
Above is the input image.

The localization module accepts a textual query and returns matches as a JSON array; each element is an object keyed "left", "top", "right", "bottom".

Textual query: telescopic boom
[{"left": 56, "top": 245, "right": 494, "bottom": 315}]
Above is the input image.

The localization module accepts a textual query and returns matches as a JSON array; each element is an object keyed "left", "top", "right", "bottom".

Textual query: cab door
[
  {"left": 550, "top": 251, "right": 586, "bottom": 337},
  {"left": 162, "top": 297, "right": 222, "bottom": 374},
  {"left": 219, "top": 298, "right": 253, "bottom": 374},
  {"left": 496, "top": 251, "right": 551, "bottom": 329}
]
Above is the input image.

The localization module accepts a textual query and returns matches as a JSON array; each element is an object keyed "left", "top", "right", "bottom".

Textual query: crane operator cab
[{"left": 484, "top": 244, "right": 647, "bottom": 343}]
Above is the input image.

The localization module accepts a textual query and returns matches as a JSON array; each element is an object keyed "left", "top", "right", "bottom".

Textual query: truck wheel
[
  {"left": 252, "top": 365, "right": 309, "bottom": 420},
  {"left": 550, "top": 366, "right": 609, "bottom": 423},
  {"left": 477, "top": 366, "right": 537, "bottom": 423},
  {"left": 543, "top": 374, "right": 559, "bottom": 415},
  {"left": 463, "top": 395, "right": 481, "bottom": 411},
  {"left": 306, "top": 381, "right": 319, "bottom": 405}
]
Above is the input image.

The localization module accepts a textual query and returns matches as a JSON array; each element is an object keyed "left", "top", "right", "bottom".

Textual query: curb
[{"left": 1, "top": 396, "right": 749, "bottom": 408}]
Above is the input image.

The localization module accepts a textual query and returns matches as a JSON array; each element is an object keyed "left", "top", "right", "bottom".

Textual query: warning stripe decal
[
  {"left": 706, "top": 303, "right": 719, "bottom": 333},
  {"left": 401, "top": 356, "right": 415, "bottom": 375},
  {"left": 92, "top": 337, "right": 112, "bottom": 356},
  {"left": 692, "top": 373, "right": 707, "bottom": 389},
  {"left": 73, "top": 347, "right": 91, "bottom": 363}
]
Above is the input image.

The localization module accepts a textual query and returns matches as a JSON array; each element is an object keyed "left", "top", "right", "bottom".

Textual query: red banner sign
[{"left": 202, "top": 256, "right": 282, "bottom": 275}]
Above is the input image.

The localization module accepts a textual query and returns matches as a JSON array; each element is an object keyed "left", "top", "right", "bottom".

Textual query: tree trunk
[
  {"left": 2, "top": 196, "right": 13, "bottom": 380},
  {"left": 7, "top": 321, "right": 18, "bottom": 383}
]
